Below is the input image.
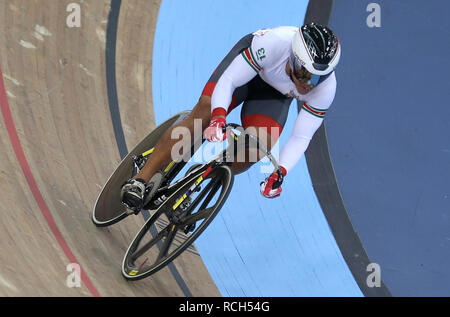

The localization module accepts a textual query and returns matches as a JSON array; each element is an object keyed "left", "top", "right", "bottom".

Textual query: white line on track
[
  {"left": 0, "top": 274, "right": 19, "bottom": 294},
  {"left": 18, "top": 40, "right": 36, "bottom": 49}
]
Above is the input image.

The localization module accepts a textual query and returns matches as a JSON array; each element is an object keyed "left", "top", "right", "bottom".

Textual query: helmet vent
[{"left": 302, "top": 23, "right": 338, "bottom": 64}]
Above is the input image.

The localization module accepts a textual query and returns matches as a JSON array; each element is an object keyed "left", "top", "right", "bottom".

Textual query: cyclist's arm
[
  {"left": 211, "top": 33, "right": 275, "bottom": 117},
  {"left": 211, "top": 53, "right": 257, "bottom": 116},
  {"left": 279, "top": 73, "right": 337, "bottom": 173}
]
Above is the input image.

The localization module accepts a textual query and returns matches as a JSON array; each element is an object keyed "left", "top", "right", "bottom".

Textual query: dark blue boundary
[
  {"left": 303, "top": 0, "right": 390, "bottom": 297},
  {"left": 105, "top": 0, "right": 192, "bottom": 297},
  {"left": 106, "top": 0, "right": 128, "bottom": 160}
]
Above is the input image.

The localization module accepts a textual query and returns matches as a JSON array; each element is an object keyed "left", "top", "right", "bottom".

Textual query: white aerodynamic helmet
[{"left": 291, "top": 23, "right": 341, "bottom": 76}]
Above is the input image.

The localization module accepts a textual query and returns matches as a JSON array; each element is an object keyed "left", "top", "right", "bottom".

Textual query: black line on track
[
  {"left": 303, "top": 0, "right": 391, "bottom": 297},
  {"left": 106, "top": 0, "right": 127, "bottom": 160},
  {"left": 105, "top": 0, "right": 192, "bottom": 297}
]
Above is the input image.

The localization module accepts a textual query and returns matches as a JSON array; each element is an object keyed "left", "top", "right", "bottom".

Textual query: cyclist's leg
[
  {"left": 231, "top": 77, "right": 293, "bottom": 175},
  {"left": 121, "top": 98, "right": 213, "bottom": 209},
  {"left": 134, "top": 96, "right": 211, "bottom": 183},
  {"left": 133, "top": 34, "right": 253, "bottom": 183}
]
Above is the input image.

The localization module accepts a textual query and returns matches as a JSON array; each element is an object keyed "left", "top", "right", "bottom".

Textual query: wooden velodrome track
[{"left": 0, "top": 0, "right": 220, "bottom": 296}]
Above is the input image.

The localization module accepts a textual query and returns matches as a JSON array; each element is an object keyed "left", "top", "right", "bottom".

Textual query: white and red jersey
[{"left": 211, "top": 26, "right": 337, "bottom": 174}]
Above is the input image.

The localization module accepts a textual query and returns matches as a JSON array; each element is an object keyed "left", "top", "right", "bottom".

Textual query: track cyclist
[{"left": 121, "top": 23, "right": 341, "bottom": 209}]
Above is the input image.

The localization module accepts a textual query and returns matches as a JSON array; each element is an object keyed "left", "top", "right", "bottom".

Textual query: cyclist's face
[
  {"left": 288, "top": 62, "right": 314, "bottom": 94},
  {"left": 293, "top": 64, "right": 313, "bottom": 84}
]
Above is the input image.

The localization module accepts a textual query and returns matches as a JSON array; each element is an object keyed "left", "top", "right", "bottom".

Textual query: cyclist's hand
[
  {"left": 260, "top": 167, "right": 287, "bottom": 199},
  {"left": 204, "top": 116, "right": 227, "bottom": 142}
]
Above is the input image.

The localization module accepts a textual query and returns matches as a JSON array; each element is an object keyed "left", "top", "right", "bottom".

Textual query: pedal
[
  {"left": 121, "top": 189, "right": 144, "bottom": 215},
  {"left": 123, "top": 202, "right": 142, "bottom": 216},
  {"left": 183, "top": 223, "right": 196, "bottom": 234}
]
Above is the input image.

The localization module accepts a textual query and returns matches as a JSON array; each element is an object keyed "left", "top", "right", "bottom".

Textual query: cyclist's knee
[{"left": 176, "top": 96, "right": 210, "bottom": 132}]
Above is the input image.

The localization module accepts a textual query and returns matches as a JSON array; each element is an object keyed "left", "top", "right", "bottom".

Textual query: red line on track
[{"left": 0, "top": 67, "right": 100, "bottom": 297}]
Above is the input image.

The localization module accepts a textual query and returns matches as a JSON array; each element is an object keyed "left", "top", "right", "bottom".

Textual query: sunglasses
[
  {"left": 290, "top": 52, "right": 313, "bottom": 84},
  {"left": 293, "top": 65, "right": 313, "bottom": 81}
]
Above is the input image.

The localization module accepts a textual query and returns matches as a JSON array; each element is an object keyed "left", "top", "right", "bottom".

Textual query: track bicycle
[{"left": 92, "top": 111, "right": 284, "bottom": 280}]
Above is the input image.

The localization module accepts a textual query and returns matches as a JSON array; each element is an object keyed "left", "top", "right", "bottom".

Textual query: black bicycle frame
[{"left": 143, "top": 124, "right": 283, "bottom": 211}]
